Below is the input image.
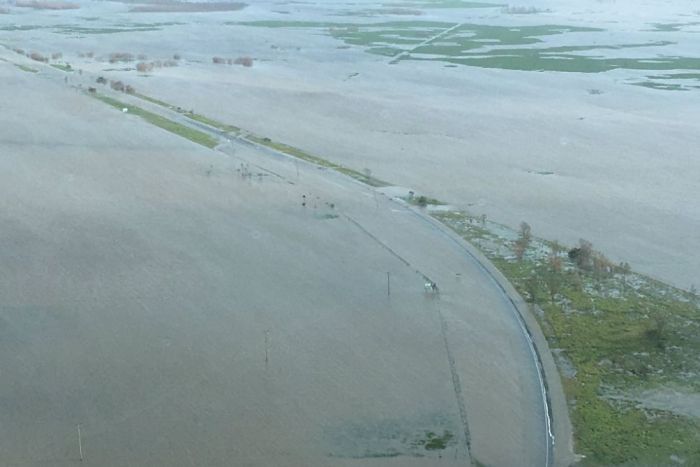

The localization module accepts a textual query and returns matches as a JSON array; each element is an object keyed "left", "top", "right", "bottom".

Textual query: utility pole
[
  {"left": 387, "top": 272, "right": 391, "bottom": 297},
  {"left": 264, "top": 330, "right": 270, "bottom": 369}
]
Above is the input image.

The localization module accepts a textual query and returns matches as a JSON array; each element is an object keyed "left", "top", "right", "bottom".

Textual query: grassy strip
[
  {"left": 185, "top": 112, "right": 242, "bottom": 134},
  {"left": 134, "top": 92, "right": 173, "bottom": 109},
  {"left": 50, "top": 63, "right": 73, "bottom": 72},
  {"left": 15, "top": 63, "right": 38, "bottom": 73},
  {"left": 433, "top": 211, "right": 700, "bottom": 466},
  {"left": 247, "top": 134, "right": 390, "bottom": 187},
  {"left": 135, "top": 92, "right": 241, "bottom": 133},
  {"left": 405, "top": 194, "right": 446, "bottom": 207},
  {"left": 131, "top": 92, "right": 389, "bottom": 186},
  {"left": 93, "top": 94, "right": 219, "bottom": 148}
]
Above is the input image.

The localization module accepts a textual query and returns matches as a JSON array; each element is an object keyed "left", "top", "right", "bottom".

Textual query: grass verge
[
  {"left": 50, "top": 63, "right": 73, "bottom": 72},
  {"left": 15, "top": 63, "right": 38, "bottom": 73},
  {"left": 246, "top": 134, "right": 390, "bottom": 187},
  {"left": 433, "top": 211, "right": 700, "bottom": 466},
  {"left": 93, "top": 94, "right": 218, "bottom": 148},
  {"left": 131, "top": 92, "right": 389, "bottom": 186}
]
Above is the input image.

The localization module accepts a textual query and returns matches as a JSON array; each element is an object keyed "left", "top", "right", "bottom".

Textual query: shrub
[
  {"left": 136, "top": 61, "right": 153, "bottom": 73},
  {"left": 51, "top": 52, "right": 62, "bottom": 60},
  {"left": 110, "top": 80, "right": 125, "bottom": 92},
  {"left": 212, "top": 57, "right": 226, "bottom": 64},
  {"left": 234, "top": 56, "right": 253, "bottom": 67},
  {"left": 29, "top": 52, "right": 48, "bottom": 62},
  {"left": 109, "top": 52, "right": 134, "bottom": 63}
]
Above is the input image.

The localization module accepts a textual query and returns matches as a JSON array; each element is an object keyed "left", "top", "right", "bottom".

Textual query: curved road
[{"left": 0, "top": 53, "right": 571, "bottom": 466}]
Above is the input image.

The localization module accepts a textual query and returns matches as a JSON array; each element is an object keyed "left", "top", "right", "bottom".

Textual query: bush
[
  {"left": 29, "top": 52, "right": 48, "bottom": 63},
  {"left": 136, "top": 62, "right": 153, "bottom": 73},
  {"left": 212, "top": 56, "right": 226, "bottom": 64},
  {"left": 51, "top": 52, "right": 62, "bottom": 60},
  {"left": 110, "top": 80, "right": 125, "bottom": 92},
  {"left": 234, "top": 56, "right": 253, "bottom": 67},
  {"left": 109, "top": 52, "right": 134, "bottom": 63}
]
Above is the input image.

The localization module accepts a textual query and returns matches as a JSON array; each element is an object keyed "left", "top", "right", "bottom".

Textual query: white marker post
[
  {"left": 264, "top": 330, "right": 270, "bottom": 369},
  {"left": 77, "top": 424, "right": 83, "bottom": 462}
]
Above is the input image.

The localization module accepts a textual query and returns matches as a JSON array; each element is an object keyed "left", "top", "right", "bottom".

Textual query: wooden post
[
  {"left": 264, "top": 330, "right": 270, "bottom": 369},
  {"left": 387, "top": 272, "right": 391, "bottom": 297}
]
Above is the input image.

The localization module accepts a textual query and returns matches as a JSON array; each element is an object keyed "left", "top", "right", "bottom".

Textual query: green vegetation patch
[
  {"left": 647, "top": 22, "right": 700, "bottom": 32},
  {"left": 93, "top": 94, "right": 219, "bottom": 148},
  {"left": 53, "top": 25, "right": 162, "bottom": 34},
  {"left": 416, "top": 430, "right": 454, "bottom": 450},
  {"left": 15, "top": 63, "right": 38, "bottom": 73},
  {"left": 130, "top": 92, "right": 388, "bottom": 186},
  {"left": 630, "top": 81, "right": 689, "bottom": 91},
  {"left": 50, "top": 63, "right": 73, "bottom": 72},
  {"left": 237, "top": 19, "right": 699, "bottom": 80},
  {"left": 186, "top": 112, "right": 242, "bottom": 134},
  {"left": 632, "top": 73, "right": 700, "bottom": 91},
  {"left": 432, "top": 211, "right": 700, "bottom": 465},
  {"left": 382, "top": 0, "right": 503, "bottom": 8},
  {"left": 246, "top": 134, "right": 390, "bottom": 187}
]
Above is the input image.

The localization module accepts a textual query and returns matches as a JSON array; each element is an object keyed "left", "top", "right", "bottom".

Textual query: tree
[
  {"left": 514, "top": 222, "right": 532, "bottom": 261},
  {"left": 525, "top": 275, "right": 539, "bottom": 304},
  {"left": 569, "top": 239, "right": 593, "bottom": 270},
  {"left": 544, "top": 268, "right": 562, "bottom": 303}
]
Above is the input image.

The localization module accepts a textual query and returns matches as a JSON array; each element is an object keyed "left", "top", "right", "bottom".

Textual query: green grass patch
[
  {"left": 420, "top": 430, "right": 454, "bottom": 450},
  {"left": 134, "top": 92, "right": 174, "bottom": 108},
  {"left": 185, "top": 112, "right": 242, "bottom": 134},
  {"left": 406, "top": 194, "right": 446, "bottom": 207},
  {"left": 53, "top": 26, "right": 162, "bottom": 35},
  {"left": 93, "top": 94, "right": 219, "bottom": 148},
  {"left": 133, "top": 93, "right": 241, "bottom": 133},
  {"left": 130, "top": 92, "right": 387, "bottom": 186},
  {"left": 247, "top": 134, "right": 390, "bottom": 187},
  {"left": 237, "top": 19, "right": 700, "bottom": 80},
  {"left": 15, "top": 63, "right": 38, "bottom": 73},
  {"left": 630, "top": 81, "right": 689, "bottom": 91},
  {"left": 50, "top": 63, "right": 73, "bottom": 72}
]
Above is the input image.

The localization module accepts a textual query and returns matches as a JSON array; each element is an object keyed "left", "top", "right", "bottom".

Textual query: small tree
[
  {"left": 514, "top": 222, "right": 532, "bottom": 261},
  {"left": 644, "top": 315, "right": 668, "bottom": 350},
  {"left": 525, "top": 275, "right": 539, "bottom": 304},
  {"left": 569, "top": 239, "right": 594, "bottom": 270}
]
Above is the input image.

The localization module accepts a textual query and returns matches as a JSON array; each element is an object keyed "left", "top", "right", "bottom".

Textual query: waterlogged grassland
[
  {"left": 433, "top": 211, "right": 700, "bottom": 466},
  {"left": 239, "top": 20, "right": 700, "bottom": 78},
  {"left": 50, "top": 63, "right": 72, "bottom": 72},
  {"left": 0, "top": 22, "right": 184, "bottom": 35},
  {"left": 647, "top": 22, "right": 700, "bottom": 32},
  {"left": 93, "top": 94, "right": 219, "bottom": 148},
  {"left": 382, "top": 0, "right": 503, "bottom": 8},
  {"left": 632, "top": 72, "right": 700, "bottom": 91}
]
